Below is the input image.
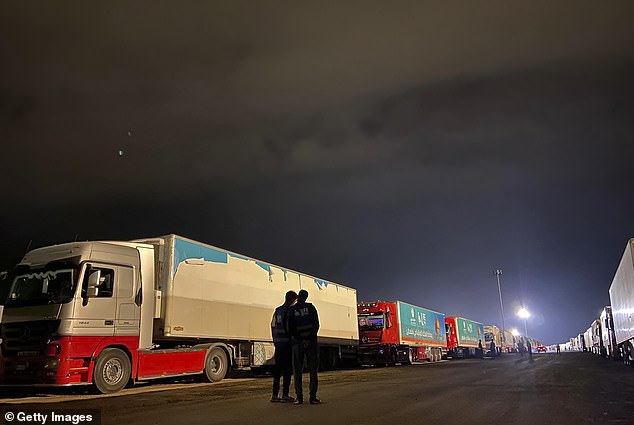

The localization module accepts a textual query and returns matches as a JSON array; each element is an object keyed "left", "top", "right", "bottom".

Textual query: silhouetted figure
[
  {"left": 556, "top": 344, "right": 561, "bottom": 355},
  {"left": 527, "top": 341, "right": 533, "bottom": 360},
  {"left": 289, "top": 289, "right": 321, "bottom": 405},
  {"left": 270, "top": 290, "right": 297, "bottom": 403},
  {"left": 490, "top": 340, "right": 496, "bottom": 358}
]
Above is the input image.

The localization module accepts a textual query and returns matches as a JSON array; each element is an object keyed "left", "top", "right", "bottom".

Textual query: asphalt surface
[{"left": 1, "top": 352, "right": 632, "bottom": 425}]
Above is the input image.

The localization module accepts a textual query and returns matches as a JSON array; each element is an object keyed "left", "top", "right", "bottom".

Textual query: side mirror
[{"left": 86, "top": 270, "right": 101, "bottom": 298}]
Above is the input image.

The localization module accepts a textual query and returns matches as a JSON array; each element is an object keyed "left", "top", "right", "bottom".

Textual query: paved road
[{"left": 1, "top": 353, "right": 632, "bottom": 425}]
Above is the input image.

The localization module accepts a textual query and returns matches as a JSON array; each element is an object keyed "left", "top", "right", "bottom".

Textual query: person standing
[
  {"left": 270, "top": 290, "right": 297, "bottom": 403},
  {"left": 289, "top": 289, "right": 321, "bottom": 405},
  {"left": 527, "top": 340, "right": 533, "bottom": 360},
  {"left": 490, "top": 340, "right": 496, "bottom": 358}
]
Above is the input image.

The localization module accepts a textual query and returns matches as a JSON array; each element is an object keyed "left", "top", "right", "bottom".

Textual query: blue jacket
[
  {"left": 289, "top": 301, "right": 319, "bottom": 343},
  {"left": 271, "top": 304, "right": 293, "bottom": 347}
]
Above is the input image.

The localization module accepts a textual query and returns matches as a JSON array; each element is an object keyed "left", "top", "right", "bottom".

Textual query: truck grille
[{"left": 0, "top": 320, "right": 60, "bottom": 356}]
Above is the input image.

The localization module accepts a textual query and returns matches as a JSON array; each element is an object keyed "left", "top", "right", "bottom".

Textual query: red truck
[
  {"left": 445, "top": 316, "right": 485, "bottom": 358},
  {"left": 357, "top": 301, "right": 446, "bottom": 366}
]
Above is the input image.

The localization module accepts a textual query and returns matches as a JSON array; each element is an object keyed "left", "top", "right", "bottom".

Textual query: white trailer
[
  {"left": 143, "top": 235, "right": 359, "bottom": 368},
  {"left": 608, "top": 239, "right": 634, "bottom": 363}
]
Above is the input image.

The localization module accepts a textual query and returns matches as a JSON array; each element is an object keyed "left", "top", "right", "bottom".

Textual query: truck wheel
[
  {"left": 93, "top": 348, "right": 131, "bottom": 394},
  {"left": 204, "top": 347, "right": 229, "bottom": 382}
]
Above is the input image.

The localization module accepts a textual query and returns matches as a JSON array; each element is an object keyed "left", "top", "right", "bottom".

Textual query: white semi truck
[
  {"left": 599, "top": 306, "right": 617, "bottom": 359},
  {"left": 0, "top": 235, "right": 359, "bottom": 393},
  {"left": 608, "top": 239, "right": 634, "bottom": 363},
  {"left": 583, "top": 327, "right": 592, "bottom": 353}
]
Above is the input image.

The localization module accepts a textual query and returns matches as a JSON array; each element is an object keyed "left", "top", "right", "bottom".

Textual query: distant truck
[
  {"left": 583, "top": 327, "right": 593, "bottom": 353},
  {"left": 590, "top": 319, "right": 602, "bottom": 356},
  {"left": 599, "top": 306, "right": 617, "bottom": 359},
  {"left": 0, "top": 235, "right": 359, "bottom": 393},
  {"left": 484, "top": 325, "right": 500, "bottom": 354},
  {"left": 445, "top": 316, "right": 484, "bottom": 358},
  {"left": 577, "top": 333, "right": 586, "bottom": 352},
  {"left": 357, "top": 301, "right": 446, "bottom": 365},
  {"left": 608, "top": 239, "right": 634, "bottom": 364},
  {"left": 502, "top": 329, "right": 516, "bottom": 353},
  {"left": 484, "top": 326, "right": 514, "bottom": 354}
]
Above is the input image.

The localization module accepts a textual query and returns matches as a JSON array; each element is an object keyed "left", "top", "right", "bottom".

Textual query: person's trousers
[
  {"left": 292, "top": 340, "right": 319, "bottom": 400},
  {"left": 272, "top": 346, "right": 293, "bottom": 397}
]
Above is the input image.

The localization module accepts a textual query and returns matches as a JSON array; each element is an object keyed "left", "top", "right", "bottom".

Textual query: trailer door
[
  {"left": 115, "top": 265, "right": 140, "bottom": 336},
  {"left": 71, "top": 264, "right": 116, "bottom": 336}
]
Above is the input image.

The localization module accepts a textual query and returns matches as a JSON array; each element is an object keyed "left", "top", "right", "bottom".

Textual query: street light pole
[{"left": 495, "top": 269, "right": 506, "bottom": 351}]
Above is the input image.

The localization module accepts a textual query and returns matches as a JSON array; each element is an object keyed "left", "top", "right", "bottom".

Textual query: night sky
[{"left": 1, "top": 1, "right": 633, "bottom": 344}]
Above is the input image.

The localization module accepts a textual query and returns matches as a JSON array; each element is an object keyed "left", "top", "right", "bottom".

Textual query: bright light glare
[
  {"left": 517, "top": 307, "right": 530, "bottom": 319},
  {"left": 511, "top": 328, "right": 519, "bottom": 336}
]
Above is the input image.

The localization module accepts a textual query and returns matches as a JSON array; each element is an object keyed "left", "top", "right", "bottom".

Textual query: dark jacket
[
  {"left": 289, "top": 301, "right": 319, "bottom": 343},
  {"left": 271, "top": 304, "right": 293, "bottom": 347}
]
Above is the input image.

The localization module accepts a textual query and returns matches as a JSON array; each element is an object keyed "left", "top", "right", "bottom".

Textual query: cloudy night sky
[{"left": 1, "top": 1, "right": 633, "bottom": 344}]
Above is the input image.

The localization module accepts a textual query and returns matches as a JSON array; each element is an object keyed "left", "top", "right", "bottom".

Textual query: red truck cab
[{"left": 358, "top": 301, "right": 409, "bottom": 365}]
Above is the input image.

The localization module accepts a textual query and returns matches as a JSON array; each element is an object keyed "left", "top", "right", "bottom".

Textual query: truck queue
[
  {"left": 564, "top": 239, "right": 634, "bottom": 366},
  {"left": 0, "top": 234, "right": 542, "bottom": 394}
]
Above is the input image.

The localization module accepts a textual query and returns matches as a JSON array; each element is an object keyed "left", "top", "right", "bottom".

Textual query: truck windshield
[
  {"left": 358, "top": 314, "right": 385, "bottom": 330},
  {"left": 5, "top": 268, "right": 78, "bottom": 307}
]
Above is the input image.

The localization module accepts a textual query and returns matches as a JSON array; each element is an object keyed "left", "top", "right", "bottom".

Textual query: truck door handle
[{"left": 105, "top": 320, "right": 114, "bottom": 326}]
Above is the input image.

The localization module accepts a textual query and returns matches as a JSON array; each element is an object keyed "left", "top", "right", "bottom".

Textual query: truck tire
[
  {"left": 93, "top": 348, "right": 131, "bottom": 394},
  {"left": 204, "top": 347, "right": 229, "bottom": 382}
]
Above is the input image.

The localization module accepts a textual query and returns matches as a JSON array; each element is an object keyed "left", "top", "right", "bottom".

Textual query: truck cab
[
  {"left": 600, "top": 306, "right": 618, "bottom": 359},
  {"left": 0, "top": 241, "right": 152, "bottom": 392},
  {"left": 357, "top": 301, "right": 403, "bottom": 365}
]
